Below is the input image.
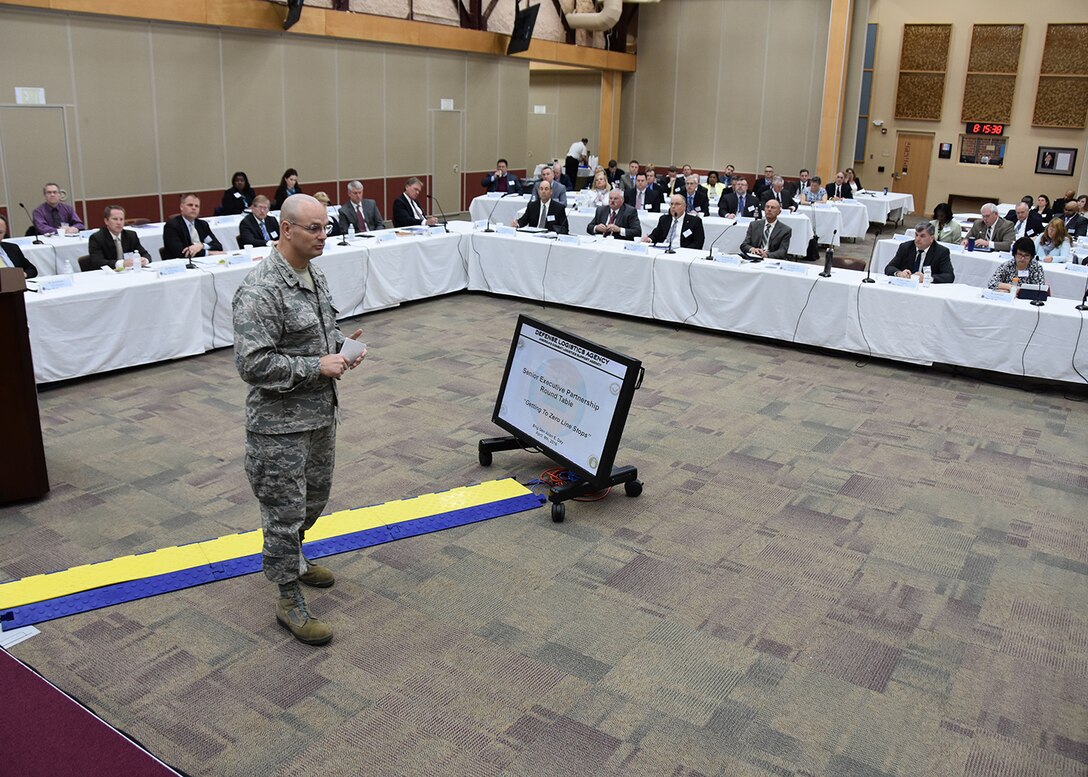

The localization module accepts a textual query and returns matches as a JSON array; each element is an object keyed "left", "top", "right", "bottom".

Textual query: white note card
[
  {"left": 340, "top": 337, "right": 367, "bottom": 362},
  {"left": 440, "top": 98, "right": 454, "bottom": 111}
]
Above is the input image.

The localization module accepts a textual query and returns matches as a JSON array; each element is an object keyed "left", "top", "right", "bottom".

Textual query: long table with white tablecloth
[
  {"left": 463, "top": 231, "right": 1087, "bottom": 384},
  {"left": 873, "top": 236, "right": 1088, "bottom": 301},
  {"left": 853, "top": 191, "right": 915, "bottom": 223}
]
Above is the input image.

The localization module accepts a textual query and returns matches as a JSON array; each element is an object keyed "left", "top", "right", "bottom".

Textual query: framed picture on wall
[{"left": 1035, "top": 146, "right": 1076, "bottom": 175}]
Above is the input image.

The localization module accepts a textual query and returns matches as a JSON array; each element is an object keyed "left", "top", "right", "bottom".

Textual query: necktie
[
  {"left": 665, "top": 218, "right": 678, "bottom": 248},
  {"left": 538, "top": 202, "right": 548, "bottom": 229},
  {"left": 51, "top": 207, "right": 60, "bottom": 228},
  {"left": 260, "top": 220, "right": 270, "bottom": 241},
  {"left": 409, "top": 196, "right": 423, "bottom": 221},
  {"left": 115, "top": 235, "right": 124, "bottom": 264},
  {"left": 357, "top": 204, "right": 368, "bottom": 232},
  {"left": 187, "top": 220, "right": 199, "bottom": 244},
  {"left": 636, "top": 190, "right": 644, "bottom": 210},
  {"left": 776, "top": 192, "right": 781, "bottom": 204},
  {"left": 987, "top": 225, "right": 993, "bottom": 242},
  {"left": 763, "top": 223, "right": 772, "bottom": 248},
  {"left": 687, "top": 195, "right": 694, "bottom": 212},
  {"left": 608, "top": 210, "right": 617, "bottom": 225},
  {"left": 915, "top": 249, "right": 923, "bottom": 273},
  {"left": 0, "top": 246, "right": 12, "bottom": 268}
]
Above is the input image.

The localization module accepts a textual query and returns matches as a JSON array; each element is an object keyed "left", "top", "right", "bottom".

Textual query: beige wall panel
[
  {"left": 497, "top": 59, "right": 528, "bottom": 169},
  {"left": 384, "top": 48, "right": 429, "bottom": 175},
  {"left": 335, "top": 41, "right": 386, "bottom": 178},
  {"left": 426, "top": 49, "right": 467, "bottom": 114},
  {"left": 557, "top": 73, "right": 602, "bottom": 164},
  {"left": 528, "top": 78, "right": 557, "bottom": 115},
  {"left": 70, "top": 16, "right": 158, "bottom": 198},
  {"left": 0, "top": 9, "right": 75, "bottom": 106},
  {"left": 713, "top": 2, "right": 768, "bottom": 171},
  {"left": 628, "top": 0, "right": 682, "bottom": 166},
  {"left": 222, "top": 29, "right": 285, "bottom": 189},
  {"left": 862, "top": 0, "right": 1088, "bottom": 210},
  {"left": 671, "top": 1, "right": 723, "bottom": 169},
  {"left": 283, "top": 36, "right": 338, "bottom": 184},
  {"left": 465, "top": 56, "right": 500, "bottom": 170},
  {"left": 151, "top": 24, "right": 226, "bottom": 193}
]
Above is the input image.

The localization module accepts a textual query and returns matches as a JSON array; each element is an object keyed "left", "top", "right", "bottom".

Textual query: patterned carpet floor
[{"left": 2, "top": 234, "right": 1086, "bottom": 776}]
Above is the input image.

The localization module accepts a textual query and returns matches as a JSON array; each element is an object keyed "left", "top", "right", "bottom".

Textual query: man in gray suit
[
  {"left": 962, "top": 202, "right": 1015, "bottom": 252},
  {"left": 531, "top": 165, "right": 567, "bottom": 207},
  {"left": 338, "top": 180, "right": 384, "bottom": 233},
  {"left": 620, "top": 160, "right": 641, "bottom": 192},
  {"left": 740, "top": 199, "right": 792, "bottom": 259},
  {"left": 586, "top": 189, "right": 642, "bottom": 241}
]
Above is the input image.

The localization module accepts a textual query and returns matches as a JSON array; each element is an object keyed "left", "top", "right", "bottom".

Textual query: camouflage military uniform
[{"left": 233, "top": 245, "right": 345, "bottom": 585}]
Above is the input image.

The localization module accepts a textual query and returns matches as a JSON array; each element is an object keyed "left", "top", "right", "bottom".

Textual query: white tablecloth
[
  {"left": 463, "top": 231, "right": 1087, "bottom": 384},
  {"left": 874, "top": 237, "right": 1088, "bottom": 301},
  {"left": 468, "top": 194, "right": 535, "bottom": 228},
  {"left": 825, "top": 200, "right": 870, "bottom": 239},
  {"left": 854, "top": 191, "right": 916, "bottom": 223}
]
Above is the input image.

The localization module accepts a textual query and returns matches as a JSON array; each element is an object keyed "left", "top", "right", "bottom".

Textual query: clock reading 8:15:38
[{"left": 965, "top": 123, "right": 1005, "bottom": 135}]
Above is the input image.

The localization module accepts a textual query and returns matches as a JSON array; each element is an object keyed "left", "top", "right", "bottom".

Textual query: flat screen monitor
[
  {"left": 506, "top": 4, "right": 540, "bottom": 56},
  {"left": 492, "top": 315, "right": 643, "bottom": 486}
]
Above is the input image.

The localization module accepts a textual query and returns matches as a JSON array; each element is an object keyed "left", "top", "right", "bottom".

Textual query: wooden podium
[{"left": 0, "top": 267, "right": 49, "bottom": 502}]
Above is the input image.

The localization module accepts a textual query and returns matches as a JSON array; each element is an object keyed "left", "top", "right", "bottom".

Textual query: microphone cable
[
  {"left": 791, "top": 272, "right": 822, "bottom": 343},
  {"left": 540, "top": 238, "right": 556, "bottom": 306},
  {"left": 1070, "top": 307, "right": 1087, "bottom": 385},
  {"left": 469, "top": 233, "right": 492, "bottom": 294},
  {"left": 186, "top": 262, "right": 224, "bottom": 349},
  {"left": 853, "top": 279, "right": 873, "bottom": 367},
  {"left": 680, "top": 253, "right": 704, "bottom": 327},
  {"left": 1020, "top": 301, "right": 1043, "bottom": 378}
]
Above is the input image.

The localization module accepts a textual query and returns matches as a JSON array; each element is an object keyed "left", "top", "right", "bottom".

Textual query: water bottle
[
  {"left": 62, "top": 256, "right": 75, "bottom": 275},
  {"left": 922, "top": 265, "right": 932, "bottom": 286}
]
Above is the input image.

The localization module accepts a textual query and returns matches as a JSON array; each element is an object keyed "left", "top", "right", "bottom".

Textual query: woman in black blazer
[
  {"left": 220, "top": 171, "right": 256, "bottom": 216},
  {"left": 0, "top": 214, "right": 38, "bottom": 278},
  {"left": 273, "top": 168, "right": 303, "bottom": 210}
]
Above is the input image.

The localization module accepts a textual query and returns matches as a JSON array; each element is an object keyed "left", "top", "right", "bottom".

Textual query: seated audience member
[
  {"left": 33, "top": 182, "right": 85, "bottom": 235},
  {"left": 87, "top": 205, "right": 152, "bottom": 270},
  {"left": 884, "top": 221, "right": 954, "bottom": 283},
  {"left": 988, "top": 236, "right": 1046, "bottom": 292},
  {"left": 220, "top": 171, "right": 255, "bottom": 216},
  {"left": 338, "top": 180, "right": 384, "bottom": 233},
  {"left": 1051, "top": 188, "right": 1075, "bottom": 216},
  {"left": 1079, "top": 194, "right": 1088, "bottom": 214},
  {"left": 930, "top": 202, "right": 962, "bottom": 243},
  {"left": 662, "top": 166, "right": 684, "bottom": 196},
  {"left": 645, "top": 167, "right": 659, "bottom": 191},
  {"left": 1008, "top": 201, "right": 1044, "bottom": 240},
  {"left": 514, "top": 179, "right": 568, "bottom": 234},
  {"left": 392, "top": 178, "right": 437, "bottom": 227},
  {"left": 963, "top": 203, "right": 1015, "bottom": 251},
  {"left": 555, "top": 161, "right": 574, "bottom": 191},
  {"left": 844, "top": 168, "right": 862, "bottom": 192},
  {"left": 620, "top": 160, "right": 640, "bottom": 192},
  {"left": 719, "top": 178, "right": 760, "bottom": 219},
  {"left": 703, "top": 171, "right": 726, "bottom": 200},
  {"left": 721, "top": 164, "right": 736, "bottom": 189},
  {"left": 760, "top": 176, "right": 794, "bottom": 211},
  {"left": 313, "top": 191, "right": 342, "bottom": 236},
  {"left": 753, "top": 165, "right": 775, "bottom": 198},
  {"left": 481, "top": 159, "right": 522, "bottom": 194},
  {"left": 683, "top": 175, "right": 710, "bottom": 216},
  {"left": 1003, "top": 195, "right": 1034, "bottom": 221},
  {"left": 1061, "top": 200, "right": 1088, "bottom": 238},
  {"left": 163, "top": 193, "right": 225, "bottom": 259},
  {"left": 1033, "top": 194, "right": 1051, "bottom": 221},
  {"left": 740, "top": 199, "right": 791, "bottom": 259},
  {"left": 643, "top": 194, "right": 705, "bottom": 250},
  {"left": 583, "top": 171, "right": 613, "bottom": 208},
  {"left": 798, "top": 176, "right": 828, "bottom": 205},
  {"left": 586, "top": 189, "right": 641, "bottom": 240},
  {"left": 531, "top": 165, "right": 567, "bottom": 207},
  {"left": 272, "top": 168, "right": 302, "bottom": 210},
  {"left": 624, "top": 172, "right": 664, "bottom": 213},
  {"left": 788, "top": 169, "right": 811, "bottom": 201},
  {"left": 826, "top": 171, "right": 853, "bottom": 200},
  {"left": 1036, "top": 218, "right": 1072, "bottom": 263},
  {"left": 239, "top": 195, "right": 280, "bottom": 246},
  {"left": 0, "top": 214, "right": 38, "bottom": 278},
  {"left": 605, "top": 159, "right": 623, "bottom": 186}
]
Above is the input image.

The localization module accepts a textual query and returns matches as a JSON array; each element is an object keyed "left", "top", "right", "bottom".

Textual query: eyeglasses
[{"left": 287, "top": 221, "right": 332, "bottom": 235}]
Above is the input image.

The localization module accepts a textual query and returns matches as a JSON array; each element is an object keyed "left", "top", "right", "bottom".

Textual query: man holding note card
[{"left": 232, "top": 193, "right": 366, "bottom": 647}]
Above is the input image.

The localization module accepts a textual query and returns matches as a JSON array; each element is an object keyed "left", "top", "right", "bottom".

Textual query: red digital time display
[{"left": 965, "top": 123, "right": 1005, "bottom": 135}]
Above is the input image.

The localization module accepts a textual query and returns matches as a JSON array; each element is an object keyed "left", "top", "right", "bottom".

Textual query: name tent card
[
  {"left": 428, "top": 226, "right": 446, "bottom": 236},
  {"left": 376, "top": 231, "right": 397, "bottom": 243},
  {"left": 496, "top": 226, "right": 517, "bottom": 236},
  {"left": 623, "top": 242, "right": 648, "bottom": 254},
  {"left": 887, "top": 276, "right": 919, "bottom": 289},
  {"left": 39, "top": 276, "right": 75, "bottom": 292},
  {"left": 981, "top": 290, "right": 1012, "bottom": 302},
  {"left": 556, "top": 234, "right": 578, "bottom": 244},
  {"left": 157, "top": 264, "right": 187, "bottom": 276}
]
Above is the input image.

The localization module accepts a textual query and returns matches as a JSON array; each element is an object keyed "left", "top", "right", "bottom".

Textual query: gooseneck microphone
[
  {"left": 426, "top": 194, "right": 450, "bottom": 232},
  {"left": 19, "top": 203, "right": 44, "bottom": 244},
  {"left": 484, "top": 191, "right": 517, "bottom": 233},
  {"left": 705, "top": 220, "right": 740, "bottom": 261},
  {"left": 338, "top": 212, "right": 351, "bottom": 246},
  {"left": 819, "top": 229, "right": 838, "bottom": 277},
  {"left": 1076, "top": 268, "right": 1088, "bottom": 312},
  {"left": 862, "top": 223, "right": 883, "bottom": 283}
]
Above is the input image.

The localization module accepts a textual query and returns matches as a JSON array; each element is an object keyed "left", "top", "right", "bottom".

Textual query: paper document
[{"left": 339, "top": 337, "right": 367, "bottom": 363}]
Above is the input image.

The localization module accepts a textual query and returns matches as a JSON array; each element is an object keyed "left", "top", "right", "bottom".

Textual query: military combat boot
[
  {"left": 276, "top": 586, "right": 332, "bottom": 646},
  {"left": 299, "top": 558, "right": 335, "bottom": 588}
]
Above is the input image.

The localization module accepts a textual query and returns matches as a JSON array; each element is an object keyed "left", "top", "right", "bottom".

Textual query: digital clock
[{"left": 965, "top": 122, "right": 1005, "bottom": 135}]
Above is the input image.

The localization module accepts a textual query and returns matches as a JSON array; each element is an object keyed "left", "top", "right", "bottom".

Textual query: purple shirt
[{"left": 32, "top": 201, "right": 85, "bottom": 235}]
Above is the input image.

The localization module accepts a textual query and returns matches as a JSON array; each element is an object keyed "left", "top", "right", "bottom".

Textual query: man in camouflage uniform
[{"left": 233, "top": 193, "right": 365, "bottom": 646}]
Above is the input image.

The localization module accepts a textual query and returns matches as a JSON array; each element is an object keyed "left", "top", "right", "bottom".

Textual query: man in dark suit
[
  {"left": 1061, "top": 200, "right": 1088, "bottom": 238},
  {"left": 740, "top": 199, "right": 792, "bottom": 259},
  {"left": 884, "top": 221, "right": 955, "bottom": 283},
  {"left": 718, "top": 178, "right": 761, "bottom": 219},
  {"left": 163, "top": 193, "right": 225, "bottom": 260},
  {"left": 1005, "top": 202, "right": 1044, "bottom": 241},
  {"left": 587, "top": 189, "right": 641, "bottom": 240},
  {"left": 643, "top": 194, "right": 705, "bottom": 250},
  {"left": 1052, "top": 189, "right": 1076, "bottom": 218},
  {"left": 392, "top": 178, "right": 438, "bottom": 228},
  {"left": 827, "top": 171, "right": 853, "bottom": 200},
  {"left": 786, "top": 169, "right": 811, "bottom": 201},
  {"left": 682, "top": 175, "right": 710, "bottom": 216},
  {"left": 624, "top": 172, "right": 664, "bottom": 213},
  {"left": 513, "top": 180, "right": 568, "bottom": 234},
  {"left": 0, "top": 214, "right": 38, "bottom": 278},
  {"left": 337, "top": 180, "right": 384, "bottom": 233},
  {"left": 759, "top": 176, "right": 794, "bottom": 212},
  {"left": 661, "top": 167, "right": 685, "bottom": 197},
  {"left": 753, "top": 165, "right": 776, "bottom": 199},
  {"left": 481, "top": 159, "right": 522, "bottom": 194},
  {"left": 239, "top": 195, "right": 281, "bottom": 246},
  {"left": 87, "top": 205, "right": 152, "bottom": 270}
]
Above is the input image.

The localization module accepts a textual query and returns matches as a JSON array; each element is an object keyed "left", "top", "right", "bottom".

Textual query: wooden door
[{"left": 891, "top": 132, "right": 933, "bottom": 216}]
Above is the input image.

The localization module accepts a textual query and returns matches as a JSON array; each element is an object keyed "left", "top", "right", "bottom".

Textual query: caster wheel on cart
[{"left": 551, "top": 502, "right": 566, "bottom": 523}]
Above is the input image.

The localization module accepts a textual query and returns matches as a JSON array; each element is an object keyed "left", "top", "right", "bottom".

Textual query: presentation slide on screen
[{"left": 498, "top": 325, "right": 629, "bottom": 475}]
